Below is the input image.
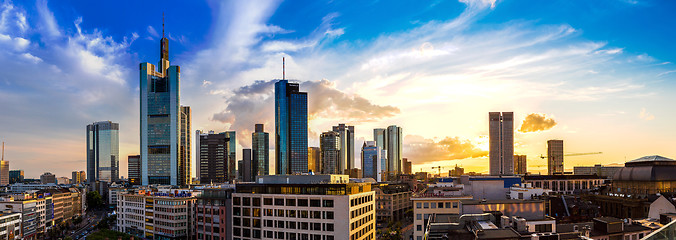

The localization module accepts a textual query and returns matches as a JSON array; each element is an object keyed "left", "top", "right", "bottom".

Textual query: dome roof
[{"left": 613, "top": 155, "right": 676, "bottom": 181}]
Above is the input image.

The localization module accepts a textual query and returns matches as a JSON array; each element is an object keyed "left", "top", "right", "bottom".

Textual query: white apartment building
[
  {"left": 117, "top": 189, "right": 196, "bottom": 239},
  {"left": 411, "top": 194, "right": 473, "bottom": 240},
  {"left": 0, "top": 211, "right": 21, "bottom": 240},
  {"left": 232, "top": 175, "right": 376, "bottom": 240}
]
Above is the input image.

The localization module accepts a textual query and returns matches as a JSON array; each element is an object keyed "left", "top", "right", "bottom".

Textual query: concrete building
[
  {"left": 373, "top": 183, "right": 412, "bottom": 228},
  {"left": 275, "top": 80, "right": 309, "bottom": 175},
  {"left": 71, "top": 171, "right": 86, "bottom": 185},
  {"left": 179, "top": 105, "right": 192, "bottom": 186},
  {"left": 233, "top": 175, "right": 375, "bottom": 240},
  {"left": 240, "top": 149, "right": 253, "bottom": 182},
  {"left": 194, "top": 188, "right": 233, "bottom": 240},
  {"left": 0, "top": 211, "right": 21, "bottom": 240},
  {"left": 39, "top": 173, "right": 55, "bottom": 184},
  {"left": 547, "top": 140, "right": 564, "bottom": 175},
  {"left": 8, "top": 170, "right": 23, "bottom": 184},
  {"left": 522, "top": 174, "right": 603, "bottom": 195},
  {"left": 0, "top": 147, "right": 8, "bottom": 185},
  {"left": 117, "top": 189, "right": 197, "bottom": 239},
  {"left": 332, "top": 124, "right": 355, "bottom": 174},
  {"left": 252, "top": 124, "right": 269, "bottom": 177},
  {"left": 320, "top": 131, "right": 341, "bottom": 174},
  {"left": 514, "top": 155, "right": 527, "bottom": 175},
  {"left": 308, "top": 147, "right": 320, "bottom": 174},
  {"left": 489, "top": 112, "right": 514, "bottom": 176},
  {"left": 56, "top": 177, "right": 69, "bottom": 185},
  {"left": 403, "top": 158, "right": 411, "bottom": 175},
  {"left": 509, "top": 183, "right": 551, "bottom": 200},
  {"left": 128, "top": 155, "right": 141, "bottom": 185},
  {"left": 573, "top": 164, "right": 623, "bottom": 179},
  {"left": 412, "top": 193, "right": 472, "bottom": 240},
  {"left": 196, "top": 131, "right": 230, "bottom": 184},
  {"left": 86, "top": 121, "right": 120, "bottom": 183}
]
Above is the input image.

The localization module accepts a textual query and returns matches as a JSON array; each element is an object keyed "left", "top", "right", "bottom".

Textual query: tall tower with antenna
[{"left": 275, "top": 58, "right": 309, "bottom": 174}]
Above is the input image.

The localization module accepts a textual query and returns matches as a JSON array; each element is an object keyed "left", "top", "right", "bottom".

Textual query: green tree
[
  {"left": 86, "top": 191, "right": 104, "bottom": 209},
  {"left": 379, "top": 221, "right": 403, "bottom": 240}
]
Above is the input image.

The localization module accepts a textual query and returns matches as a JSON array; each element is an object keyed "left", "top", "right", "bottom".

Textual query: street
[{"left": 68, "top": 211, "right": 106, "bottom": 239}]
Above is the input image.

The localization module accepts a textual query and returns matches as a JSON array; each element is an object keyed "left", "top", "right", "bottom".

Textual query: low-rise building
[
  {"left": 509, "top": 183, "right": 551, "bottom": 200},
  {"left": 0, "top": 211, "right": 21, "bottom": 240},
  {"left": 194, "top": 188, "right": 233, "bottom": 240},
  {"left": 373, "top": 183, "right": 412, "bottom": 228},
  {"left": 117, "top": 189, "right": 197, "bottom": 239},
  {"left": 411, "top": 192, "right": 472, "bottom": 240},
  {"left": 573, "top": 164, "right": 622, "bottom": 179},
  {"left": 523, "top": 174, "right": 603, "bottom": 195}
]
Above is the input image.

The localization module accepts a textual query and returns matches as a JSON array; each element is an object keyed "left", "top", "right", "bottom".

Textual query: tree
[
  {"left": 87, "top": 191, "right": 104, "bottom": 209},
  {"left": 379, "top": 220, "right": 403, "bottom": 240}
]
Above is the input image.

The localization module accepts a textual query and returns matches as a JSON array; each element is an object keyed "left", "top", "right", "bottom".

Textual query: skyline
[{"left": 2, "top": 0, "right": 676, "bottom": 178}]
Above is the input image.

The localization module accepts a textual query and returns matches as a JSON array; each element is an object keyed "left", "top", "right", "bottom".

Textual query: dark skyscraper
[
  {"left": 332, "top": 124, "right": 355, "bottom": 174},
  {"left": 225, "top": 131, "right": 237, "bottom": 180},
  {"left": 241, "top": 149, "right": 253, "bottom": 182},
  {"left": 275, "top": 80, "right": 308, "bottom": 175},
  {"left": 196, "top": 131, "right": 230, "bottom": 184},
  {"left": 9, "top": 170, "right": 23, "bottom": 184},
  {"left": 87, "top": 121, "right": 119, "bottom": 183},
  {"left": 128, "top": 155, "right": 141, "bottom": 185},
  {"left": 320, "top": 131, "right": 341, "bottom": 174},
  {"left": 489, "top": 112, "right": 514, "bottom": 176},
  {"left": 252, "top": 124, "right": 269, "bottom": 177}
]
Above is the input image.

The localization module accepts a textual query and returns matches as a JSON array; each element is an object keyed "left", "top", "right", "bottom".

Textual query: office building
[
  {"left": 522, "top": 174, "right": 603, "bottom": 195},
  {"left": 573, "top": 164, "right": 623, "bottom": 179},
  {"left": 373, "top": 183, "right": 412, "bottom": 228},
  {"left": 308, "top": 147, "right": 320, "bottom": 173},
  {"left": 0, "top": 211, "right": 21, "bottom": 240},
  {"left": 0, "top": 161, "right": 7, "bottom": 186},
  {"left": 86, "top": 121, "right": 120, "bottom": 183},
  {"left": 179, "top": 105, "right": 191, "bottom": 186},
  {"left": 225, "top": 131, "right": 237, "bottom": 181},
  {"left": 195, "top": 188, "right": 234, "bottom": 240},
  {"left": 140, "top": 30, "right": 182, "bottom": 185},
  {"left": 252, "top": 124, "right": 269, "bottom": 177},
  {"left": 361, "top": 141, "right": 380, "bottom": 181},
  {"left": 387, "top": 126, "right": 403, "bottom": 179},
  {"left": 56, "top": 177, "right": 70, "bottom": 185},
  {"left": 233, "top": 175, "right": 375, "bottom": 240},
  {"left": 39, "top": 172, "right": 55, "bottom": 184},
  {"left": 320, "top": 131, "right": 341, "bottom": 174},
  {"left": 489, "top": 112, "right": 514, "bottom": 176},
  {"left": 514, "top": 155, "right": 527, "bottom": 175},
  {"left": 239, "top": 149, "right": 253, "bottom": 182},
  {"left": 117, "top": 189, "right": 197, "bottom": 239},
  {"left": 547, "top": 140, "right": 564, "bottom": 175},
  {"left": 197, "top": 131, "right": 230, "bottom": 184},
  {"left": 403, "top": 158, "right": 411, "bottom": 175},
  {"left": 332, "top": 124, "right": 355, "bottom": 174},
  {"left": 71, "top": 171, "right": 86, "bottom": 185},
  {"left": 127, "top": 155, "right": 141, "bottom": 185},
  {"left": 412, "top": 193, "right": 472, "bottom": 240},
  {"left": 275, "top": 80, "right": 308, "bottom": 175},
  {"left": 9, "top": 170, "right": 23, "bottom": 184}
]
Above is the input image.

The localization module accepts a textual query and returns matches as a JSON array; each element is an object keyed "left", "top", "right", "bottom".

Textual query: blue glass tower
[{"left": 275, "top": 80, "right": 308, "bottom": 175}]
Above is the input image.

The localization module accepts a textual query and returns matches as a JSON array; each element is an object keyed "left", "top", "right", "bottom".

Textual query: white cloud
[
  {"left": 36, "top": 0, "right": 60, "bottom": 37},
  {"left": 147, "top": 25, "right": 159, "bottom": 38},
  {"left": 20, "top": 52, "right": 42, "bottom": 63},
  {"left": 639, "top": 108, "right": 655, "bottom": 120}
]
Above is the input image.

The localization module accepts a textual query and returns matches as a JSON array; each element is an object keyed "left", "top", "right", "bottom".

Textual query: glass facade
[
  {"left": 361, "top": 142, "right": 378, "bottom": 180},
  {"left": 275, "top": 80, "right": 308, "bottom": 175},
  {"left": 333, "top": 124, "right": 355, "bottom": 174},
  {"left": 320, "top": 131, "right": 341, "bottom": 174},
  {"left": 86, "top": 121, "right": 119, "bottom": 183},
  {"left": 225, "top": 131, "right": 237, "bottom": 180},
  {"left": 252, "top": 124, "right": 269, "bottom": 177}
]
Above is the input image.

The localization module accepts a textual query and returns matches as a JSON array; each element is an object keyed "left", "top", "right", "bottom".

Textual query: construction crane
[{"left": 431, "top": 166, "right": 445, "bottom": 177}]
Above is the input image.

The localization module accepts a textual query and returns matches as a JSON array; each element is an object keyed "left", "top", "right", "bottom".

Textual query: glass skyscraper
[
  {"left": 320, "top": 131, "right": 341, "bottom": 174},
  {"left": 86, "top": 121, "right": 119, "bottom": 183},
  {"left": 252, "top": 124, "right": 269, "bottom": 177},
  {"left": 361, "top": 141, "right": 380, "bottom": 181},
  {"left": 332, "top": 124, "right": 355, "bottom": 174},
  {"left": 275, "top": 80, "right": 308, "bottom": 174},
  {"left": 224, "top": 131, "right": 237, "bottom": 180},
  {"left": 140, "top": 32, "right": 187, "bottom": 185}
]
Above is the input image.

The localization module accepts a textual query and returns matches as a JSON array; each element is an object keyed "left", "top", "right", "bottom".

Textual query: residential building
[
  {"left": 320, "top": 131, "right": 341, "bottom": 174},
  {"left": 373, "top": 183, "right": 412, "bottom": 228},
  {"left": 140, "top": 32, "right": 182, "bottom": 185},
  {"left": 332, "top": 124, "right": 355, "bottom": 174},
  {"left": 128, "top": 155, "right": 141, "bottom": 185},
  {"left": 308, "top": 147, "right": 320, "bottom": 174},
  {"left": 225, "top": 131, "right": 237, "bottom": 181},
  {"left": 522, "top": 174, "right": 603, "bottom": 195},
  {"left": 196, "top": 131, "right": 230, "bottom": 184},
  {"left": 86, "top": 121, "right": 120, "bottom": 183},
  {"left": 117, "top": 189, "right": 197, "bottom": 239},
  {"left": 179, "top": 105, "right": 191, "bottom": 186},
  {"left": 573, "top": 164, "right": 623, "bottom": 179},
  {"left": 361, "top": 141, "right": 380, "bottom": 181},
  {"left": 56, "top": 177, "right": 69, "bottom": 185},
  {"left": 233, "top": 175, "right": 375, "bottom": 240},
  {"left": 0, "top": 199, "right": 38, "bottom": 239},
  {"left": 508, "top": 183, "right": 551, "bottom": 200},
  {"left": 514, "top": 155, "right": 527, "bottom": 175},
  {"left": 71, "top": 171, "right": 86, "bottom": 185},
  {"left": 403, "top": 158, "right": 411, "bottom": 175},
  {"left": 195, "top": 188, "right": 233, "bottom": 240},
  {"left": 39, "top": 173, "right": 55, "bottom": 184},
  {"left": 275, "top": 80, "right": 308, "bottom": 175},
  {"left": 547, "top": 140, "right": 564, "bottom": 175},
  {"left": 8, "top": 170, "right": 23, "bottom": 184},
  {"left": 0, "top": 211, "right": 21, "bottom": 240},
  {"left": 489, "top": 112, "right": 513, "bottom": 176},
  {"left": 252, "top": 124, "right": 269, "bottom": 177}
]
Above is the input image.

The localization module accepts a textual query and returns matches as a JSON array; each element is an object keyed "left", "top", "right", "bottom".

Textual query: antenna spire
[
  {"left": 283, "top": 57, "right": 285, "bottom": 80},
  {"left": 162, "top": 12, "right": 165, "bottom": 38}
]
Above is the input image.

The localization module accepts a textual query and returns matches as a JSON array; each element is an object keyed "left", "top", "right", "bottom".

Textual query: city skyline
[{"left": 2, "top": 1, "right": 676, "bottom": 178}]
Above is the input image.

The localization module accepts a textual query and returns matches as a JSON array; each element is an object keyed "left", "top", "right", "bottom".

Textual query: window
[
  {"left": 298, "top": 199, "right": 308, "bottom": 207},
  {"left": 416, "top": 214, "right": 422, "bottom": 220},
  {"left": 310, "top": 199, "right": 321, "bottom": 207},
  {"left": 323, "top": 199, "right": 334, "bottom": 208},
  {"left": 445, "top": 202, "right": 451, "bottom": 208},
  {"left": 416, "top": 202, "right": 421, "bottom": 208},
  {"left": 417, "top": 225, "right": 422, "bottom": 231},
  {"left": 424, "top": 203, "right": 429, "bottom": 209},
  {"left": 452, "top": 202, "right": 458, "bottom": 208},
  {"left": 286, "top": 199, "right": 296, "bottom": 206},
  {"left": 275, "top": 198, "right": 284, "bottom": 206},
  {"left": 438, "top": 202, "right": 443, "bottom": 208},
  {"left": 264, "top": 198, "right": 273, "bottom": 205}
]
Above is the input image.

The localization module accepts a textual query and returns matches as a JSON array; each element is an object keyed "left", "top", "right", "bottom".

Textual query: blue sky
[{"left": 1, "top": 0, "right": 675, "bottom": 178}]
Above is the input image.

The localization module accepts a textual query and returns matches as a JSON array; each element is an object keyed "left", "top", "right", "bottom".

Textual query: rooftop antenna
[
  {"left": 162, "top": 12, "right": 165, "bottom": 38},
  {"left": 283, "top": 57, "right": 285, "bottom": 80}
]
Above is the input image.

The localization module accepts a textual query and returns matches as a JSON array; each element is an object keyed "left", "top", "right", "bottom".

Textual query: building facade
[
  {"left": 308, "top": 147, "right": 320, "bottom": 174},
  {"left": 39, "top": 173, "right": 55, "bottom": 184},
  {"left": 412, "top": 194, "right": 472, "bottom": 240},
  {"left": 547, "top": 140, "right": 564, "bottom": 175},
  {"left": 320, "top": 131, "right": 341, "bottom": 174},
  {"left": 489, "top": 112, "right": 514, "bottom": 176},
  {"left": 373, "top": 183, "right": 412, "bottom": 228},
  {"left": 252, "top": 124, "right": 269, "bottom": 177},
  {"left": 0, "top": 160, "right": 8, "bottom": 186},
  {"left": 86, "top": 121, "right": 120, "bottom": 183},
  {"left": 275, "top": 80, "right": 308, "bottom": 175},
  {"left": 194, "top": 188, "right": 233, "bottom": 240},
  {"left": 240, "top": 149, "right": 253, "bottom": 182},
  {"left": 179, "top": 106, "right": 191, "bottom": 186},
  {"left": 117, "top": 190, "right": 196, "bottom": 239},
  {"left": 225, "top": 131, "right": 237, "bottom": 181},
  {"left": 573, "top": 164, "right": 623, "bottom": 179},
  {"left": 233, "top": 175, "right": 376, "bottom": 240},
  {"left": 361, "top": 141, "right": 380, "bottom": 181},
  {"left": 128, "top": 155, "right": 141, "bottom": 185},
  {"left": 386, "top": 126, "right": 403, "bottom": 179},
  {"left": 71, "top": 171, "right": 86, "bottom": 185},
  {"left": 514, "top": 155, "right": 527, "bottom": 175},
  {"left": 332, "top": 124, "right": 355, "bottom": 174},
  {"left": 197, "top": 131, "right": 230, "bottom": 184},
  {"left": 523, "top": 174, "right": 603, "bottom": 195},
  {"left": 0, "top": 211, "right": 21, "bottom": 240},
  {"left": 403, "top": 158, "right": 411, "bottom": 175},
  {"left": 8, "top": 170, "right": 23, "bottom": 184}
]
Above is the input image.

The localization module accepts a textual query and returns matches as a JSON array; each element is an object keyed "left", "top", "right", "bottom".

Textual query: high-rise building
[
  {"left": 140, "top": 29, "right": 182, "bottom": 185},
  {"left": 387, "top": 125, "right": 403, "bottom": 179},
  {"left": 403, "top": 158, "right": 412, "bottom": 175},
  {"left": 128, "top": 155, "right": 141, "bottom": 185},
  {"left": 71, "top": 171, "right": 86, "bottom": 185},
  {"left": 86, "top": 121, "right": 120, "bottom": 183},
  {"left": 275, "top": 80, "right": 308, "bottom": 175},
  {"left": 320, "top": 131, "right": 341, "bottom": 174},
  {"left": 373, "top": 129, "right": 390, "bottom": 180},
  {"left": 9, "top": 170, "right": 23, "bottom": 184},
  {"left": 224, "top": 131, "right": 237, "bottom": 180},
  {"left": 547, "top": 140, "right": 564, "bottom": 175},
  {"left": 361, "top": 141, "right": 381, "bottom": 181},
  {"left": 240, "top": 149, "right": 253, "bottom": 182},
  {"left": 308, "top": 147, "right": 320, "bottom": 173},
  {"left": 40, "top": 172, "right": 55, "bottom": 184},
  {"left": 196, "top": 131, "right": 230, "bottom": 184},
  {"left": 332, "top": 124, "right": 355, "bottom": 174},
  {"left": 179, "top": 106, "right": 191, "bottom": 186},
  {"left": 489, "top": 112, "right": 514, "bottom": 176},
  {"left": 252, "top": 124, "right": 269, "bottom": 177},
  {"left": 0, "top": 142, "right": 7, "bottom": 185},
  {"left": 514, "top": 155, "right": 527, "bottom": 175}
]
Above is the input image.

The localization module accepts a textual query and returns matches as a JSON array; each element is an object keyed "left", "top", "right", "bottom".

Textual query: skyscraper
[
  {"left": 72, "top": 171, "right": 86, "bottom": 185},
  {"left": 489, "top": 112, "right": 514, "bottom": 176},
  {"left": 547, "top": 140, "right": 564, "bottom": 175},
  {"left": 308, "top": 147, "right": 320, "bottom": 173},
  {"left": 0, "top": 142, "right": 7, "bottom": 185},
  {"left": 128, "top": 155, "right": 141, "bottom": 185},
  {"left": 403, "top": 158, "right": 412, "bottom": 175},
  {"left": 320, "top": 131, "right": 341, "bottom": 174},
  {"left": 140, "top": 28, "right": 182, "bottom": 185},
  {"left": 387, "top": 125, "right": 403, "bottom": 179},
  {"left": 8, "top": 170, "right": 23, "bottom": 184},
  {"left": 179, "top": 106, "right": 191, "bottom": 186},
  {"left": 197, "top": 131, "right": 230, "bottom": 184},
  {"left": 252, "top": 124, "right": 269, "bottom": 177},
  {"left": 224, "top": 131, "right": 237, "bottom": 180},
  {"left": 86, "top": 121, "right": 120, "bottom": 183},
  {"left": 241, "top": 149, "right": 253, "bottom": 182},
  {"left": 361, "top": 141, "right": 381, "bottom": 181},
  {"left": 332, "top": 124, "right": 355, "bottom": 174},
  {"left": 275, "top": 80, "right": 308, "bottom": 174},
  {"left": 514, "top": 155, "right": 527, "bottom": 175}
]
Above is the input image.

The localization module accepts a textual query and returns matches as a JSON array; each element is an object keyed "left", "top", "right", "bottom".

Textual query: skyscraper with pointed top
[
  {"left": 140, "top": 19, "right": 190, "bottom": 185},
  {"left": 275, "top": 58, "right": 308, "bottom": 175}
]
